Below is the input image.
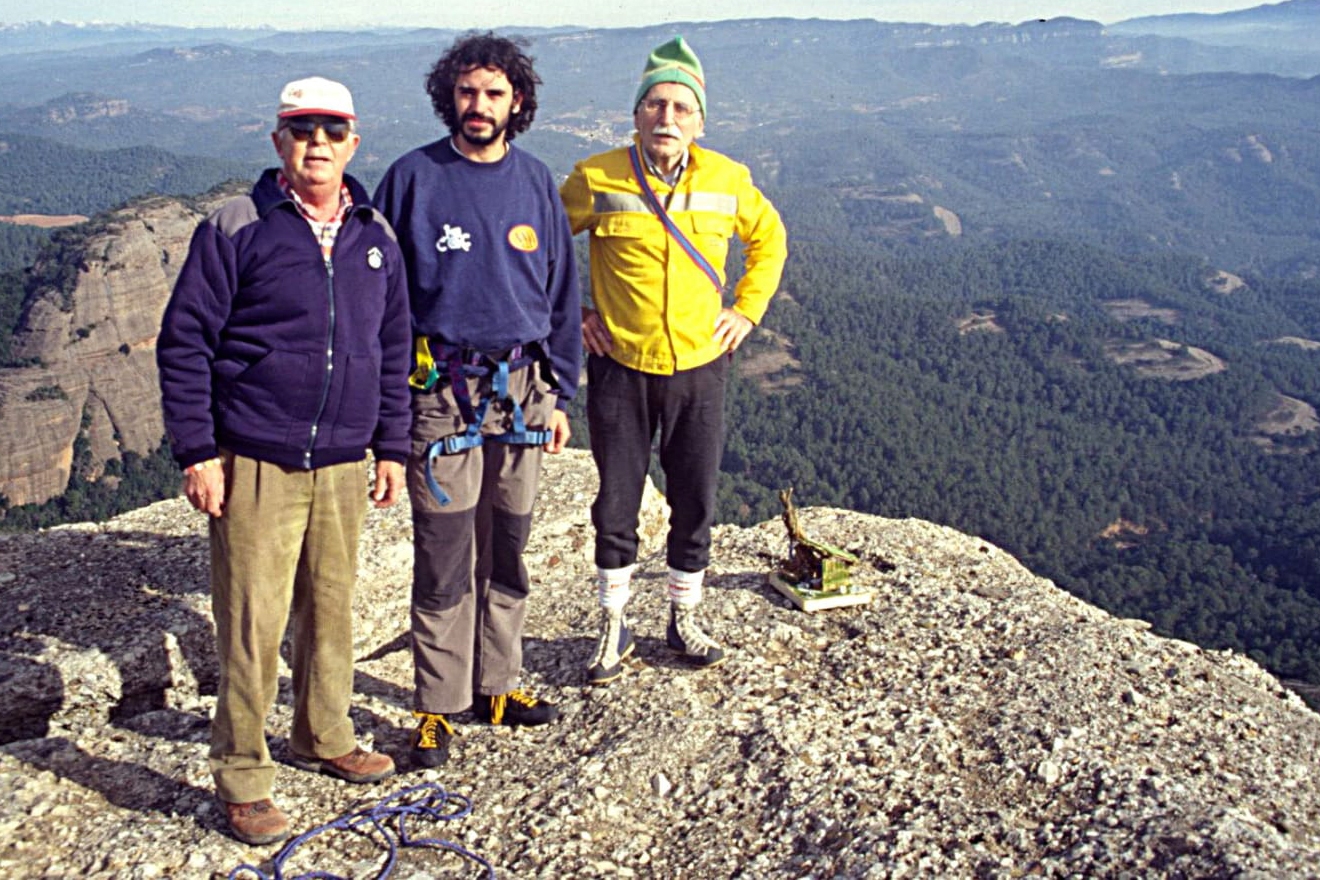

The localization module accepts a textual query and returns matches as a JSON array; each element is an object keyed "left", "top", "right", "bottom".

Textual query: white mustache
[{"left": 650, "top": 124, "right": 682, "bottom": 138}]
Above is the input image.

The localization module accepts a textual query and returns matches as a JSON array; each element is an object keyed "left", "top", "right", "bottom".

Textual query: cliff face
[
  {"left": 0, "top": 188, "right": 237, "bottom": 507},
  {"left": 0, "top": 450, "right": 1317, "bottom": 878}
]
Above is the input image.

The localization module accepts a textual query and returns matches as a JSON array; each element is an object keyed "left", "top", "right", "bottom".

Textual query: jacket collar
[
  {"left": 251, "top": 167, "right": 372, "bottom": 219},
  {"left": 630, "top": 133, "right": 705, "bottom": 176}
]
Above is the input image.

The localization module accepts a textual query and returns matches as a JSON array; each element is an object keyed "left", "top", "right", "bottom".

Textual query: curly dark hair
[{"left": 425, "top": 31, "right": 540, "bottom": 141}]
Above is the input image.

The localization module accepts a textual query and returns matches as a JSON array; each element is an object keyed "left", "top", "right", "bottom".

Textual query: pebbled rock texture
[{"left": 1, "top": 450, "right": 1318, "bottom": 878}]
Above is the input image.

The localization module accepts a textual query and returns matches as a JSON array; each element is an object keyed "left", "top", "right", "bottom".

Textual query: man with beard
[
  {"left": 560, "top": 36, "right": 787, "bottom": 685},
  {"left": 374, "top": 32, "right": 579, "bottom": 768}
]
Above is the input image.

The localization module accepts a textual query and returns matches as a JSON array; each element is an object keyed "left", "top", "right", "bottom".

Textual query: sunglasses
[{"left": 281, "top": 118, "right": 353, "bottom": 143}]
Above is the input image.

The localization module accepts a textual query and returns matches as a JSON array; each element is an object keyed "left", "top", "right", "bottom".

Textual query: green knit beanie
[{"left": 633, "top": 36, "right": 706, "bottom": 118}]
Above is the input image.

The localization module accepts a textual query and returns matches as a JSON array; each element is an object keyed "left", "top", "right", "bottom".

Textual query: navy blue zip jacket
[{"left": 157, "top": 169, "right": 413, "bottom": 471}]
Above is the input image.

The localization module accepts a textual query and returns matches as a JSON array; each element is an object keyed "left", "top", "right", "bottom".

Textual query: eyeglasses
[
  {"left": 640, "top": 97, "right": 697, "bottom": 121},
  {"left": 281, "top": 118, "right": 353, "bottom": 143}
]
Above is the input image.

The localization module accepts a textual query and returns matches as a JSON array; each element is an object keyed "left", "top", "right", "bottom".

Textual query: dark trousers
[{"left": 587, "top": 353, "right": 728, "bottom": 573}]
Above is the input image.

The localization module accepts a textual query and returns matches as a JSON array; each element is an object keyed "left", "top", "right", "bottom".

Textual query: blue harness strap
[{"left": 420, "top": 344, "right": 553, "bottom": 506}]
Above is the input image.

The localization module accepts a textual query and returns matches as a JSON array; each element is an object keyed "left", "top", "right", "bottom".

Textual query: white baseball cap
[{"left": 277, "top": 76, "right": 356, "bottom": 120}]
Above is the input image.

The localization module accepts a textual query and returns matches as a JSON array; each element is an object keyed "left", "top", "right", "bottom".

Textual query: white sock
[
  {"left": 597, "top": 564, "right": 634, "bottom": 613},
  {"left": 667, "top": 567, "right": 704, "bottom": 607}
]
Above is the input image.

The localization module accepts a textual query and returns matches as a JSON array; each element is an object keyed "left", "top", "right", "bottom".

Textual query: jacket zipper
[{"left": 305, "top": 249, "right": 336, "bottom": 469}]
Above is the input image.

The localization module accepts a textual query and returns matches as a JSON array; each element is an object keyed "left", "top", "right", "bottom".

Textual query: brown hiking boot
[
  {"left": 290, "top": 745, "right": 395, "bottom": 784},
  {"left": 223, "top": 798, "right": 291, "bottom": 846}
]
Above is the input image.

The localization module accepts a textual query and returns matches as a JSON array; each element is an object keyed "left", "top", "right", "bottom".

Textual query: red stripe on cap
[{"left": 279, "top": 108, "right": 356, "bottom": 119}]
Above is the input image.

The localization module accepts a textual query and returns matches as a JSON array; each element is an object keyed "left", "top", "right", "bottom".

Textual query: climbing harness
[
  {"left": 628, "top": 143, "right": 724, "bottom": 295},
  {"left": 226, "top": 782, "right": 495, "bottom": 880},
  {"left": 411, "top": 336, "right": 556, "bottom": 506}
]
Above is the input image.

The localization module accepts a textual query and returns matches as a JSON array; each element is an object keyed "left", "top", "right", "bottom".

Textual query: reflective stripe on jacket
[{"left": 560, "top": 138, "right": 787, "bottom": 375}]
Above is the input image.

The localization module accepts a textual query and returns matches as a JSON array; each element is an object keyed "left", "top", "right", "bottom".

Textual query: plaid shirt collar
[
  {"left": 277, "top": 172, "right": 353, "bottom": 224},
  {"left": 277, "top": 173, "right": 352, "bottom": 260}
]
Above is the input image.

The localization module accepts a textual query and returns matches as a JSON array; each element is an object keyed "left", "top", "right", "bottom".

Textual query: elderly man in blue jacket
[{"left": 157, "top": 76, "right": 411, "bottom": 846}]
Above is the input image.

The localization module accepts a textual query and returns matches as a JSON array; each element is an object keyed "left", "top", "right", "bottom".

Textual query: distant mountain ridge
[
  {"left": 1119, "top": 0, "right": 1320, "bottom": 27},
  {"left": 3, "top": 13, "right": 1320, "bottom": 273},
  {"left": 1110, "top": 0, "right": 1320, "bottom": 69}
]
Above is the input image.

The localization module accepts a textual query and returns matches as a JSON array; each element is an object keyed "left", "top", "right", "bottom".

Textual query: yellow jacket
[{"left": 560, "top": 138, "right": 788, "bottom": 375}]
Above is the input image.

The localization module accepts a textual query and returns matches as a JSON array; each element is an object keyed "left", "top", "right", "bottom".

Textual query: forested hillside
[
  {"left": 0, "top": 133, "right": 254, "bottom": 217},
  {"left": 714, "top": 233, "right": 1320, "bottom": 688},
  {"left": 0, "top": 225, "right": 51, "bottom": 310},
  {"left": 0, "top": 133, "right": 256, "bottom": 295}
]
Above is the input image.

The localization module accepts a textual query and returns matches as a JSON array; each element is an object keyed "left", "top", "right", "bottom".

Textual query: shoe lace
[
  {"left": 676, "top": 610, "right": 720, "bottom": 653},
  {"left": 487, "top": 689, "right": 541, "bottom": 724},
  {"left": 591, "top": 616, "right": 622, "bottom": 667},
  {"left": 413, "top": 711, "right": 452, "bottom": 748},
  {"left": 507, "top": 688, "right": 539, "bottom": 708}
]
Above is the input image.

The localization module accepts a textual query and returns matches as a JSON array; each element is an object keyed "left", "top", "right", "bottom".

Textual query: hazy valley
[{"left": 4, "top": 4, "right": 1320, "bottom": 707}]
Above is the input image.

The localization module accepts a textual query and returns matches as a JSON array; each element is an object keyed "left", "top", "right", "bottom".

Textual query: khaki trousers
[{"left": 208, "top": 453, "right": 365, "bottom": 803}]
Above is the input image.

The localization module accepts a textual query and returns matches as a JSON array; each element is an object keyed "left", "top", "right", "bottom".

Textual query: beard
[{"left": 459, "top": 112, "right": 509, "bottom": 147}]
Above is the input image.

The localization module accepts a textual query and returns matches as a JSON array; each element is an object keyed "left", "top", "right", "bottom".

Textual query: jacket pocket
[
  {"left": 680, "top": 213, "right": 736, "bottom": 258},
  {"left": 216, "top": 349, "right": 317, "bottom": 439},
  {"left": 322, "top": 352, "right": 381, "bottom": 446},
  {"left": 594, "top": 214, "right": 651, "bottom": 239}
]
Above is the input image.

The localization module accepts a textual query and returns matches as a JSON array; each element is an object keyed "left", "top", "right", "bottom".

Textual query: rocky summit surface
[{"left": 2, "top": 449, "right": 1319, "bottom": 879}]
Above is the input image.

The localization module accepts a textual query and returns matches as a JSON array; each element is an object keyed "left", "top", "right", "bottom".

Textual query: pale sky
[{"left": 0, "top": 1, "right": 1266, "bottom": 30}]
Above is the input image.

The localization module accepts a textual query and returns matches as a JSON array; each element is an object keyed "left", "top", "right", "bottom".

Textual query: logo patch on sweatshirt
[
  {"left": 507, "top": 225, "right": 539, "bottom": 253},
  {"left": 436, "top": 224, "right": 472, "bottom": 254},
  {"left": 367, "top": 246, "right": 384, "bottom": 270}
]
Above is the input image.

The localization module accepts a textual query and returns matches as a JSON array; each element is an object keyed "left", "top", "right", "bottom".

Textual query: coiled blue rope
[{"left": 227, "top": 782, "right": 495, "bottom": 879}]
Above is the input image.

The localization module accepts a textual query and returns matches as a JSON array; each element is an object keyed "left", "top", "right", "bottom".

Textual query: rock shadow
[
  {"left": 0, "top": 527, "right": 218, "bottom": 746},
  {"left": 4, "top": 734, "right": 213, "bottom": 821}
]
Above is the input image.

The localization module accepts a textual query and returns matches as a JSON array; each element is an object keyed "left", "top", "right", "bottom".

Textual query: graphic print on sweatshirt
[
  {"left": 507, "top": 224, "right": 539, "bottom": 253},
  {"left": 435, "top": 223, "right": 472, "bottom": 254}
]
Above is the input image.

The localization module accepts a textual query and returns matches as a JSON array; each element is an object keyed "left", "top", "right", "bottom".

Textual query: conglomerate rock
[
  {"left": 1, "top": 450, "right": 1317, "bottom": 878},
  {"left": 0, "top": 188, "right": 238, "bottom": 507}
]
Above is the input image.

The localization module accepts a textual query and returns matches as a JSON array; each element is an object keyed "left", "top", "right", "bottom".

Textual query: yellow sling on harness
[{"left": 410, "top": 336, "right": 440, "bottom": 390}]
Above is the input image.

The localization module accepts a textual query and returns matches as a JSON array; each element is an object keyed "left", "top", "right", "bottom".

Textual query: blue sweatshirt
[
  {"left": 157, "top": 169, "right": 413, "bottom": 471},
  {"left": 373, "top": 138, "right": 580, "bottom": 404}
]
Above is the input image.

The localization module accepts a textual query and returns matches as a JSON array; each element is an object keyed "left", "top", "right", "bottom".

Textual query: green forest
[
  {"left": 5, "top": 165, "right": 1320, "bottom": 704},
  {"left": 0, "top": 133, "right": 254, "bottom": 216},
  {"left": 0, "top": 224, "right": 50, "bottom": 273},
  {"left": 0, "top": 225, "right": 51, "bottom": 363},
  {"left": 713, "top": 231, "right": 1320, "bottom": 692}
]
